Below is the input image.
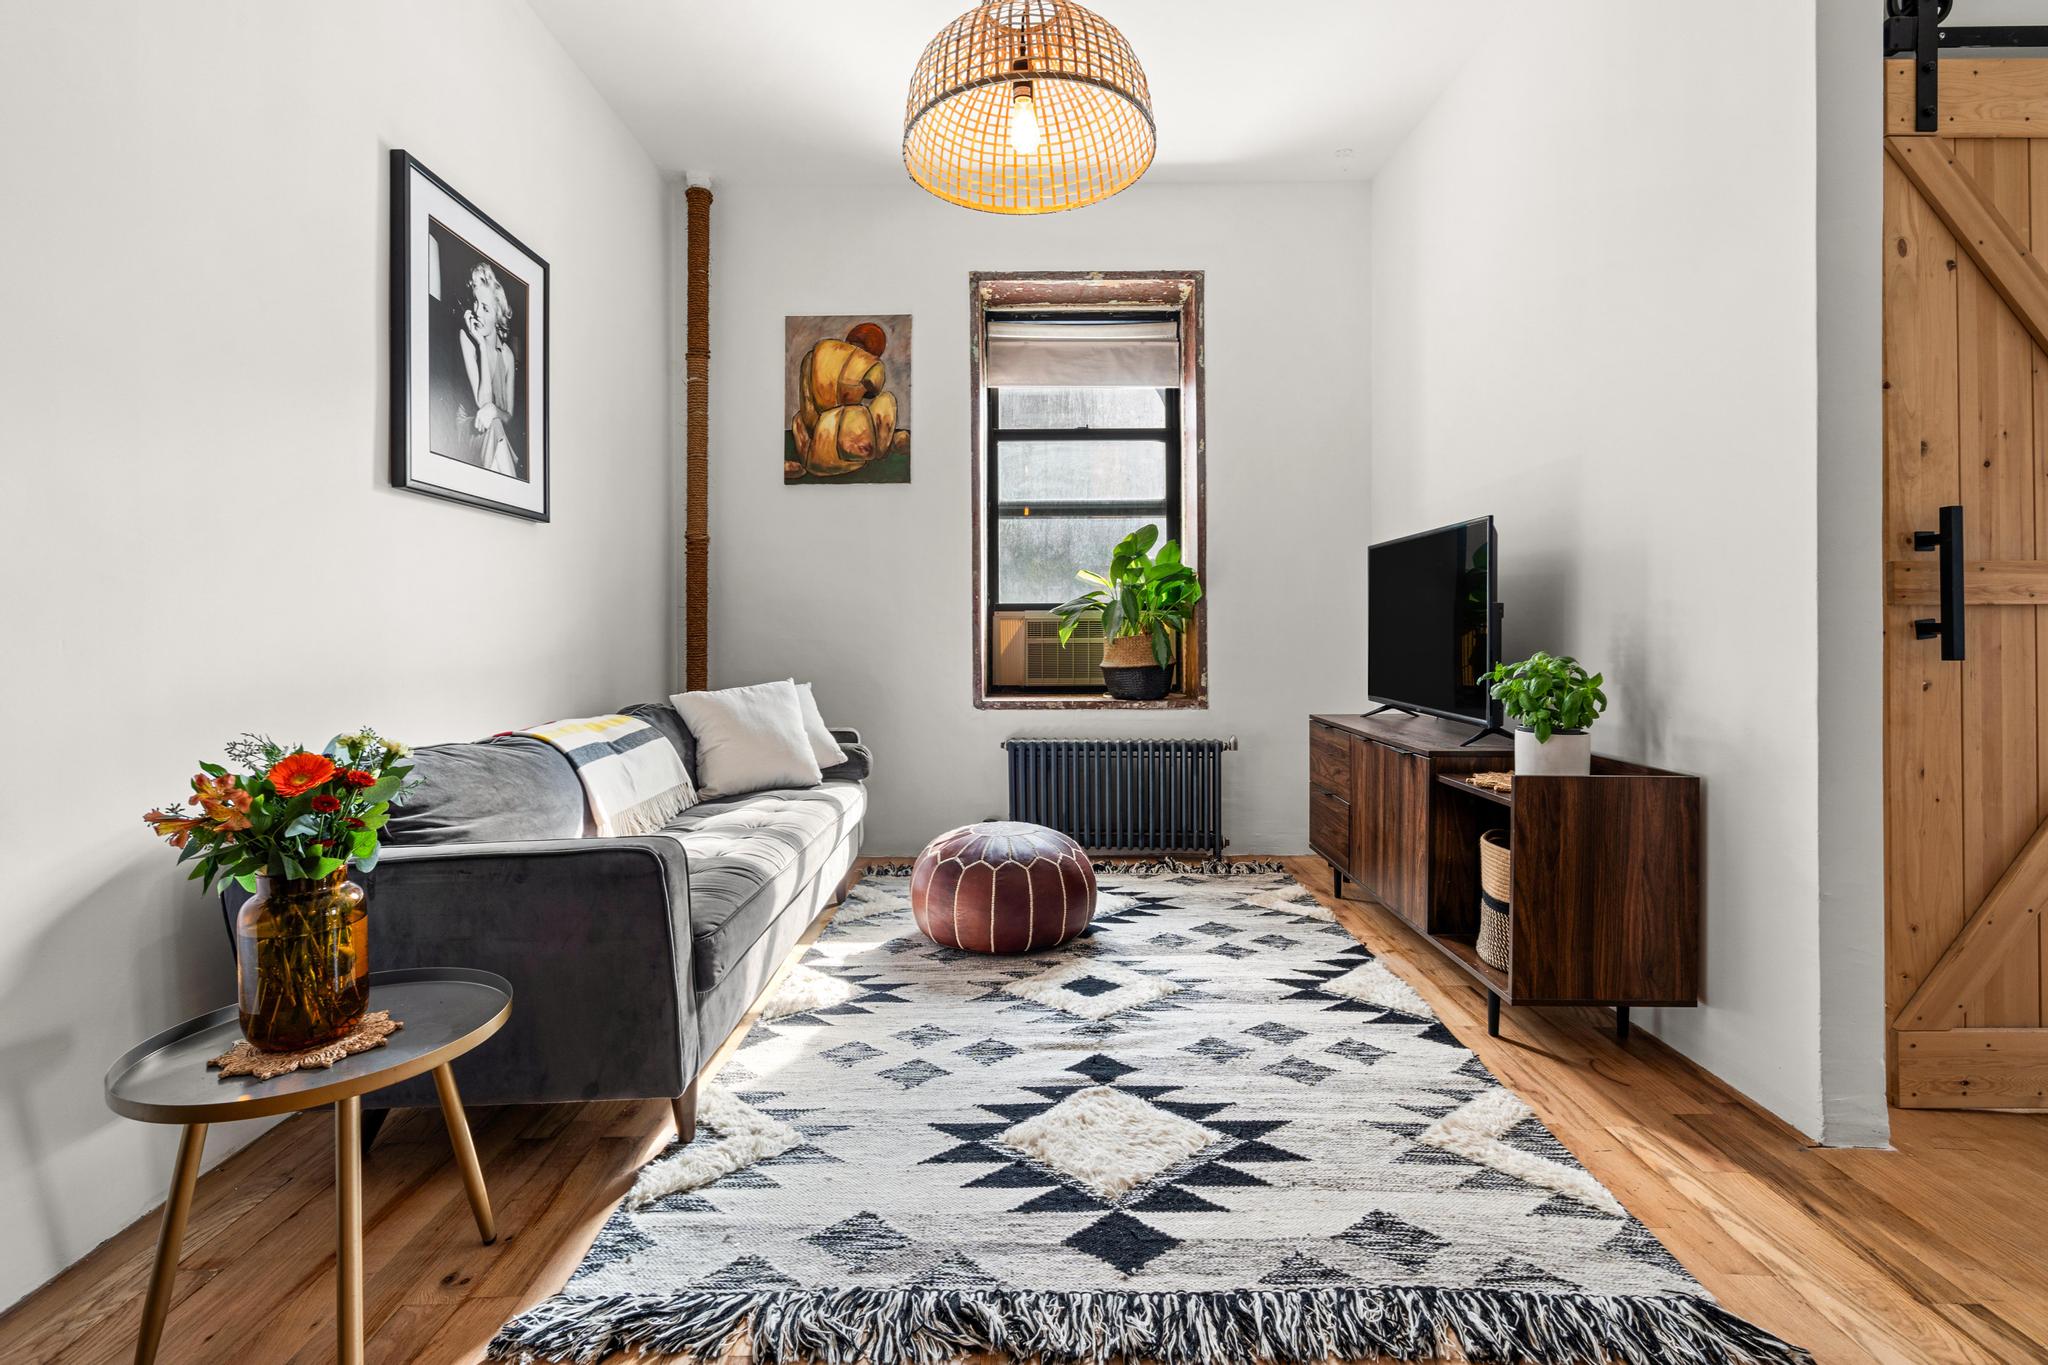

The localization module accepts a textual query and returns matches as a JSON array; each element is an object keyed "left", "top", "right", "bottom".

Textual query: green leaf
[
  {"left": 360, "top": 774, "right": 404, "bottom": 805},
  {"left": 1150, "top": 620, "right": 1172, "bottom": 668},
  {"left": 234, "top": 873, "right": 259, "bottom": 894},
  {"left": 311, "top": 856, "right": 345, "bottom": 878}
]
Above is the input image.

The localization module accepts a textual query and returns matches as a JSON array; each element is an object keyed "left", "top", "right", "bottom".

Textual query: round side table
[{"left": 104, "top": 967, "right": 512, "bottom": 1365}]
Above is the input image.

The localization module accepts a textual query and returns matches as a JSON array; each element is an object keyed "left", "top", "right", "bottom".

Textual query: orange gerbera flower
[
  {"left": 144, "top": 808, "right": 206, "bottom": 848},
  {"left": 191, "top": 772, "right": 254, "bottom": 831},
  {"left": 267, "top": 751, "right": 336, "bottom": 797}
]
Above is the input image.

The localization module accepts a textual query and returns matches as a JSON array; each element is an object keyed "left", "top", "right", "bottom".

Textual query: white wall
[
  {"left": 0, "top": 0, "right": 672, "bottom": 1307},
  {"left": 1813, "top": 0, "right": 1889, "bottom": 1147},
  {"left": 1369, "top": 5, "right": 1828, "bottom": 1134},
  {"left": 706, "top": 180, "right": 1371, "bottom": 856}
]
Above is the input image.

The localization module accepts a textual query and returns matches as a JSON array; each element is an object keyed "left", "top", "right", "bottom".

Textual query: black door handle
[{"left": 1913, "top": 504, "right": 1965, "bottom": 662}]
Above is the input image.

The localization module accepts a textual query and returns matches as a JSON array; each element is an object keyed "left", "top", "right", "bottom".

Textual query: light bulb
[{"left": 1009, "top": 82, "right": 1042, "bottom": 156}]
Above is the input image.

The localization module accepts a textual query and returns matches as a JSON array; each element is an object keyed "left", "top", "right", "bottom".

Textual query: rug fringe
[
  {"left": 486, "top": 1286, "right": 1814, "bottom": 1365},
  {"left": 862, "top": 856, "right": 1289, "bottom": 879}
]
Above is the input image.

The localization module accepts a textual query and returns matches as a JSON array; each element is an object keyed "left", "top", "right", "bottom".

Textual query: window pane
[
  {"left": 997, "top": 386, "right": 1169, "bottom": 430},
  {"left": 997, "top": 515, "right": 1167, "bottom": 606},
  {"left": 998, "top": 440, "right": 1169, "bottom": 503}
]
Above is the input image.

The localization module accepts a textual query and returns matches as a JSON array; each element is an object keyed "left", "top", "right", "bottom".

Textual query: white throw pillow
[
  {"left": 790, "top": 680, "right": 849, "bottom": 769},
  {"left": 669, "top": 681, "right": 823, "bottom": 798}
]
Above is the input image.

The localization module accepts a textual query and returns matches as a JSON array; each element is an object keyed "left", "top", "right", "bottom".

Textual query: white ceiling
[{"left": 526, "top": 0, "right": 1509, "bottom": 186}]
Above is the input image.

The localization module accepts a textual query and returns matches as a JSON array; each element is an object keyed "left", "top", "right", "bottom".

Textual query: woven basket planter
[{"left": 1477, "top": 829, "right": 1512, "bottom": 971}]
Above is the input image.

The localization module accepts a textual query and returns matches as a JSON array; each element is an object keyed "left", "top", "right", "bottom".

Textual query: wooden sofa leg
[{"left": 671, "top": 1079, "right": 698, "bottom": 1145}]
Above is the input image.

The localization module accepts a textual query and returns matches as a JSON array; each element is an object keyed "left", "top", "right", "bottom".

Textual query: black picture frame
[{"left": 389, "top": 149, "right": 551, "bottom": 521}]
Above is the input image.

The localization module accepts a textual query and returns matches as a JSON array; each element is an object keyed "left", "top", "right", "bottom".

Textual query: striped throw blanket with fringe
[{"left": 524, "top": 714, "right": 696, "bottom": 837}]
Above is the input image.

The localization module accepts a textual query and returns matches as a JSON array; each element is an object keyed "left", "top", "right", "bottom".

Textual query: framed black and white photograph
[{"left": 390, "top": 150, "right": 549, "bottom": 520}]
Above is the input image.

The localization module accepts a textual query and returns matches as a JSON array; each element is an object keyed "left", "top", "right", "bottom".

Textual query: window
[{"left": 971, "top": 273, "right": 1205, "bottom": 708}]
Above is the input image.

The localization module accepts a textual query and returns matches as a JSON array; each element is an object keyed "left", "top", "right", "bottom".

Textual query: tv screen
[{"left": 1367, "top": 517, "right": 1498, "bottom": 726}]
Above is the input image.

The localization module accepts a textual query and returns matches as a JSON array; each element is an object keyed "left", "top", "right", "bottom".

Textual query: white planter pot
[{"left": 1514, "top": 727, "right": 1591, "bottom": 776}]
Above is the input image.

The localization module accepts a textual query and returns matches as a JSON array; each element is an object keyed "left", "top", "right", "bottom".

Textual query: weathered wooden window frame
[{"left": 970, "top": 270, "right": 1207, "bottom": 711}]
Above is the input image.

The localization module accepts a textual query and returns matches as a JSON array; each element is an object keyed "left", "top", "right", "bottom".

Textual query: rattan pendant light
[{"left": 903, "top": 0, "right": 1155, "bottom": 215}]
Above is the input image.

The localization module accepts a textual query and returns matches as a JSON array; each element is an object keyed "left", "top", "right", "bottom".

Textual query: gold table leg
[
  {"left": 336, "top": 1096, "right": 363, "bottom": 1365},
  {"left": 133, "top": 1123, "right": 207, "bottom": 1365},
  {"left": 431, "top": 1063, "right": 495, "bottom": 1244}
]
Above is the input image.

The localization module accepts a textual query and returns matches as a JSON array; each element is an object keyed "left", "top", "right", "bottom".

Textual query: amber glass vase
[{"left": 234, "top": 871, "right": 369, "bottom": 1051}]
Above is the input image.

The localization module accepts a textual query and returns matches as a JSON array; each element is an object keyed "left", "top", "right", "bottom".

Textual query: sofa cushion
[
  {"left": 657, "top": 781, "right": 867, "bottom": 991},
  {"left": 385, "top": 735, "right": 588, "bottom": 846}
]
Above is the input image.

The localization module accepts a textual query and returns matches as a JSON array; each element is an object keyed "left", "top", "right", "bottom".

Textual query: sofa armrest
[
  {"left": 224, "top": 836, "right": 703, "bottom": 1108},
  {"left": 824, "top": 728, "right": 870, "bottom": 782}
]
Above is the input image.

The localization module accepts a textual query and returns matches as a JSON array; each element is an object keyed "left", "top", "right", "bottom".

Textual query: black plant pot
[{"left": 1101, "top": 664, "right": 1171, "bottom": 701}]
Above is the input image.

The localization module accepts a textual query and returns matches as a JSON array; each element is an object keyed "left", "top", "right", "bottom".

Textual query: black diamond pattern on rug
[
  {"left": 877, "top": 1059, "right": 948, "bottom": 1089},
  {"left": 1129, "top": 1184, "right": 1229, "bottom": 1213},
  {"left": 1262, "top": 1250, "right": 1357, "bottom": 1286},
  {"left": 820, "top": 1041, "right": 882, "bottom": 1067},
  {"left": 693, "top": 1254, "right": 802, "bottom": 1290},
  {"left": 1263, "top": 1056, "right": 1336, "bottom": 1086},
  {"left": 1012, "top": 1185, "right": 1110, "bottom": 1214},
  {"left": 1183, "top": 1036, "right": 1251, "bottom": 1064},
  {"left": 1325, "top": 1037, "right": 1391, "bottom": 1067},
  {"left": 1336, "top": 1211, "right": 1451, "bottom": 1270},
  {"left": 894, "top": 1024, "right": 956, "bottom": 1048},
  {"left": 806, "top": 1212, "right": 911, "bottom": 1264},
  {"left": 954, "top": 1038, "right": 1019, "bottom": 1066},
  {"left": 1532, "top": 1192, "right": 1624, "bottom": 1221},
  {"left": 1065, "top": 1211, "right": 1181, "bottom": 1274},
  {"left": 1243, "top": 1021, "right": 1307, "bottom": 1045},
  {"left": 1067, "top": 1053, "right": 1139, "bottom": 1083}
]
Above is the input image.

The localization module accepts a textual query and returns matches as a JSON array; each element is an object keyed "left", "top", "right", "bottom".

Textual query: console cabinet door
[
  {"left": 1374, "top": 746, "right": 1430, "bottom": 928},
  {"left": 1348, "top": 737, "right": 1384, "bottom": 902},
  {"left": 1351, "top": 738, "right": 1428, "bottom": 927}
]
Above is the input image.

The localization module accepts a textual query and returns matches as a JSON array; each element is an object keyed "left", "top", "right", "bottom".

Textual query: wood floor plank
[{"left": 4, "top": 856, "right": 2047, "bottom": 1364}]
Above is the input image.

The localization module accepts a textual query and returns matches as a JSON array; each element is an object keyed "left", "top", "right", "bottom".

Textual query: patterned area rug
[{"left": 491, "top": 864, "right": 1809, "bottom": 1365}]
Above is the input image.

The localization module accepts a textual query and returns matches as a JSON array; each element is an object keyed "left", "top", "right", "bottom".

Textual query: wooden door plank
[
  {"left": 1894, "top": 814, "right": 2048, "bottom": 1029},
  {"left": 1886, "top": 558, "right": 2048, "bottom": 603},
  {"left": 1889, "top": 60, "right": 2048, "bottom": 138},
  {"left": 1887, "top": 137, "right": 2048, "bottom": 359},
  {"left": 1898, "top": 1029, "right": 2048, "bottom": 1109},
  {"left": 2032, "top": 138, "right": 2048, "bottom": 1028},
  {"left": 1952, "top": 138, "right": 2042, "bottom": 1028},
  {"left": 1883, "top": 154, "right": 1967, "bottom": 1091}
]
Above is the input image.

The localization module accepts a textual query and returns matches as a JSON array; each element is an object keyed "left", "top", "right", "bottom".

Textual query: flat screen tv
[{"left": 1367, "top": 516, "right": 1501, "bottom": 735}]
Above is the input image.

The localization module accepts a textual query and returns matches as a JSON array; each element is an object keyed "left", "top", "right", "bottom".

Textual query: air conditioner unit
[{"left": 992, "top": 611, "right": 1105, "bottom": 688}]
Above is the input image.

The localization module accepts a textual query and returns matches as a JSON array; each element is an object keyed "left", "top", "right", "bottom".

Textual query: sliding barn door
[{"left": 1884, "top": 61, "right": 2048, "bottom": 1109}]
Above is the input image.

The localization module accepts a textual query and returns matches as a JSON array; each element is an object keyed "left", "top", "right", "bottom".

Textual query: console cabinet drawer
[
  {"left": 1309, "top": 722, "right": 1351, "bottom": 794},
  {"left": 1309, "top": 785, "right": 1352, "bottom": 867}
]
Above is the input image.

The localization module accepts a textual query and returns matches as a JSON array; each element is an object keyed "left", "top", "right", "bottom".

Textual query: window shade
[{"left": 985, "top": 319, "right": 1180, "bottom": 388}]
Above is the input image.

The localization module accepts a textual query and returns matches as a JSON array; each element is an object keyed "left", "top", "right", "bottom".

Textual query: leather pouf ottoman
[{"left": 910, "top": 821, "right": 1097, "bottom": 954}]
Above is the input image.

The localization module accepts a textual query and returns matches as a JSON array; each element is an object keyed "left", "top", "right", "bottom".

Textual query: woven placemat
[
  {"left": 209, "top": 1011, "right": 403, "bottom": 1081},
  {"left": 1467, "top": 771, "right": 1514, "bottom": 793}
]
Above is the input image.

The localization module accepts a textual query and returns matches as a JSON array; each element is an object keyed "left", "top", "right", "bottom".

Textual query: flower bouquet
[{"left": 145, "top": 731, "right": 416, "bottom": 1051}]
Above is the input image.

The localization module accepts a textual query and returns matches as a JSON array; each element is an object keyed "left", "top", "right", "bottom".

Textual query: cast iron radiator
[{"left": 1003, "top": 738, "right": 1236, "bottom": 858}]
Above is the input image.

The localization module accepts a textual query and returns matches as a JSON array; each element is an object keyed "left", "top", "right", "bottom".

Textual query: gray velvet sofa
[{"left": 223, "top": 700, "right": 868, "bottom": 1145}]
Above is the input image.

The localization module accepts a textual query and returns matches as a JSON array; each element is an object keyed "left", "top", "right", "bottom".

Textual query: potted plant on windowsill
[
  {"left": 1482, "top": 651, "right": 1608, "bottom": 776},
  {"left": 1052, "top": 525, "right": 1202, "bottom": 702}
]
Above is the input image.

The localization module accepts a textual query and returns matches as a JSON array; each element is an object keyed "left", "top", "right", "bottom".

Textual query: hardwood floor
[{"left": 5, "top": 856, "right": 2047, "bottom": 1363}]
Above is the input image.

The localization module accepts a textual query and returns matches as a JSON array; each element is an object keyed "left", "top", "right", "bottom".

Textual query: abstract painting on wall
[{"left": 786, "top": 315, "right": 911, "bottom": 484}]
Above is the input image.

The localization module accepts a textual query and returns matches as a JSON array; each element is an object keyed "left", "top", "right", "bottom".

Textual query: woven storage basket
[{"left": 1477, "top": 829, "right": 1512, "bottom": 971}]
